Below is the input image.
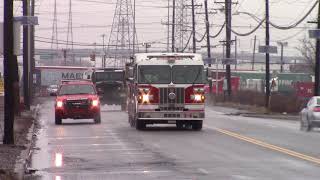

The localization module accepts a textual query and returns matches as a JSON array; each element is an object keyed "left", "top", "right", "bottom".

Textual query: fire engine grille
[
  {"left": 160, "top": 87, "right": 185, "bottom": 106},
  {"left": 66, "top": 99, "right": 90, "bottom": 109}
]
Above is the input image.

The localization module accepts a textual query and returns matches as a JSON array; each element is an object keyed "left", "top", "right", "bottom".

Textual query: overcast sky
[{"left": 0, "top": 0, "right": 318, "bottom": 56}]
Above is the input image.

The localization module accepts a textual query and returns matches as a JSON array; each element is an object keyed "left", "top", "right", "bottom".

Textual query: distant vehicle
[
  {"left": 47, "top": 84, "right": 59, "bottom": 96},
  {"left": 90, "top": 68, "right": 127, "bottom": 110},
  {"left": 300, "top": 96, "right": 320, "bottom": 131},
  {"left": 127, "top": 53, "right": 207, "bottom": 130},
  {"left": 54, "top": 80, "right": 101, "bottom": 125}
]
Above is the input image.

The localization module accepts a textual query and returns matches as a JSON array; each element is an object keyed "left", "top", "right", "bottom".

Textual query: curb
[
  {"left": 14, "top": 104, "right": 41, "bottom": 178},
  {"left": 241, "top": 113, "right": 299, "bottom": 121}
]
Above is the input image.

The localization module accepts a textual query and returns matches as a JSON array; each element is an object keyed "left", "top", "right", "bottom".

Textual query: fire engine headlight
[
  {"left": 194, "top": 94, "right": 202, "bottom": 101},
  {"left": 92, "top": 100, "right": 99, "bottom": 106},
  {"left": 142, "top": 94, "right": 150, "bottom": 103},
  {"left": 191, "top": 94, "right": 205, "bottom": 102},
  {"left": 57, "top": 101, "right": 63, "bottom": 108}
]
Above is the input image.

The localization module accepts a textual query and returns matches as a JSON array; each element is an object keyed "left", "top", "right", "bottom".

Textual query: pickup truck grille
[
  {"left": 159, "top": 87, "right": 184, "bottom": 106},
  {"left": 66, "top": 99, "right": 89, "bottom": 109}
]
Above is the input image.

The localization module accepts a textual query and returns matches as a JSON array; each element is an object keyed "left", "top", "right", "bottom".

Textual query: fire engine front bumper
[{"left": 137, "top": 111, "right": 205, "bottom": 121}]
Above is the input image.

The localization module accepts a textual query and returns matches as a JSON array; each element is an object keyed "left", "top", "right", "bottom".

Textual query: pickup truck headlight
[
  {"left": 57, "top": 101, "right": 63, "bottom": 108},
  {"left": 92, "top": 99, "right": 99, "bottom": 107}
]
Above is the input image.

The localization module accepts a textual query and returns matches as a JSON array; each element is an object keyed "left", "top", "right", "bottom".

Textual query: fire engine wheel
[
  {"left": 176, "top": 122, "right": 184, "bottom": 129},
  {"left": 135, "top": 119, "right": 146, "bottom": 130},
  {"left": 55, "top": 116, "right": 62, "bottom": 125},
  {"left": 192, "top": 121, "right": 203, "bottom": 131},
  {"left": 94, "top": 114, "right": 101, "bottom": 124},
  {"left": 129, "top": 115, "right": 135, "bottom": 127}
]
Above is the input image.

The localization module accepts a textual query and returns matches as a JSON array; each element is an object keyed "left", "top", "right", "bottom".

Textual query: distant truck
[{"left": 91, "top": 68, "right": 127, "bottom": 110}]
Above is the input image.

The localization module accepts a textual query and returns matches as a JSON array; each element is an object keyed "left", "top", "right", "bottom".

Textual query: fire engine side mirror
[
  {"left": 128, "top": 77, "right": 134, "bottom": 82},
  {"left": 128, "top": 67, "right": 134, "bottom": 78},
  {"left": 207, "top": 77, "right": 212, "bottom": 82}
]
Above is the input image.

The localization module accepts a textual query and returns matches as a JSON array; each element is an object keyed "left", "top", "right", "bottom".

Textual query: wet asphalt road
[{"left": 24, "top": 99, "right": 320, "bottom": 180}]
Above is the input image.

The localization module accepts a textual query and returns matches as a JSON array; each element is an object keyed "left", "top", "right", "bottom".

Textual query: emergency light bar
[{"left": 146, "top": 55, "right": 195, "bottom": 60}]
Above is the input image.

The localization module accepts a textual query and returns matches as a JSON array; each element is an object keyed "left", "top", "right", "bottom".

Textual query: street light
[{"left": 277, "top": 41, "right": 288, "bottom": 73}]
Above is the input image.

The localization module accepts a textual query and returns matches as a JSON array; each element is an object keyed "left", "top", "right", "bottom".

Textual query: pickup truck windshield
[
  {"left": 139, "top": 65, "right": 171, "bottom": 84},
  {"left": 172, "top": 65, "right": 205, "bottom": 84},
  {"left": 95, "top": 72, "right": 124, "bottom": 82},
  {"left": 59, "top": 84, "right": 96, "bottom": 95}
]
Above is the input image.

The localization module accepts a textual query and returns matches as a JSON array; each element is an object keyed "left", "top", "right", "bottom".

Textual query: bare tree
[{"left": 296, "top": 38, "right": 316, "bottom": 72}]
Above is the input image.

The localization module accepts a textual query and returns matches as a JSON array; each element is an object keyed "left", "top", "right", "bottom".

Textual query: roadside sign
[
  {"left": 258, "top": 46, "right": 278, "bottom": 54},
  {"left": 222, "top": 58, "right": 236, "bottom": 65},
  {"left": 203, "top": 57, "right": 217, "bottom": 64},
  {"left": 14, "top": 16, "right": 39, "bottom": 25},
  {"left": 309, "top": 29, "right": 320, "bottom": 39}
]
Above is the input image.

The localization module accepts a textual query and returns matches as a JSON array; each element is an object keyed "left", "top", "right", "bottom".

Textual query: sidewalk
[{"left": 0, "top": 96, "right": 37, "bottom": 179}]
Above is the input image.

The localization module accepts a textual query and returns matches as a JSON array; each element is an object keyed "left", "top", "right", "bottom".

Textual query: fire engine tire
[
  {"left": 121, "top": 103, "right": 126, "bottom": 111},
  {"left": 94, "top": 114, "right": 101, "bottom": 124},
  {"left": 192, "top": 121, "right": 203, "bottom": 131},
  {"left": 55, "top": 116, "right": 62, "bottom": 125},
  {"left": 135, "top": 119, "right": 146, "bottom": 130},
  {"left": 176, "top": 122, "right": 184, "bottom": 129}
]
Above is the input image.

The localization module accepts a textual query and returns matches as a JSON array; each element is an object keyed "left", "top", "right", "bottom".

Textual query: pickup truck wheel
[
  {"left": 55, "top": 116, "right": 62, "bottom": 125},
  {"left": 94, "top": 114, "right": 101, "bottom": 124},
  {"left": 135, "top": 119, "right": 146, "bottom": 130},
  {"left": 192, "top": 121, "right": 203, "bottom": 131}
]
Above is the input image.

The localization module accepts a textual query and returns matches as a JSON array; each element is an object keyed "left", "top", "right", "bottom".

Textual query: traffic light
[{"left": 90, "top": 53, "right": 96, "bottom": 61}]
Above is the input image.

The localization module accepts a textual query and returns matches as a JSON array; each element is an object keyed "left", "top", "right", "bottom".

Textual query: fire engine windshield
[
  {"left": 59, "top": 84, "right": 96, "bottom": 95},
  {"left": 172, "top": 65, "right": 205, "bottom": 84},
  {"left": 138, "top": 65, "right": 171, "bottom": 84}
]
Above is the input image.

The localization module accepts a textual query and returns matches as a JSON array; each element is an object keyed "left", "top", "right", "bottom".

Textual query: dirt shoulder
[
  {"left": 208, "top": 101, "right": 300, "bottom": 121},
  {"left": 0, "top": 96, "right": 39, "bottom": 179}
]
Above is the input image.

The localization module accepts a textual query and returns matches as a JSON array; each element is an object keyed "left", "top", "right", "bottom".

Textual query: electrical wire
[
  {"left": 269, "top": 0, "right": 318, "bottom": 30},
  {"left": 181, "top": 31, "right": 193, "bottom": 52},
  {"left": 209, "top": 22, "right": 226, "bottom": 38},
  {"left": 195, "top": 31, "right": 207, "bottom": 42},
  {"left": 230, "top": 19, "right": 265, "bottom": 36}
]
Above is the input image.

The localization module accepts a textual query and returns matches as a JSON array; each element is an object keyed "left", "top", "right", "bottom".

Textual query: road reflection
[{"left": 55, "top": 152, "right": 63, "bottom": 167}]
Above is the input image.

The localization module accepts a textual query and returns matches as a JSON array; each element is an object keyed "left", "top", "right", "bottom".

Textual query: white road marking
[{"left": 197, "top": 168, "right": 209, "bottom": 175}]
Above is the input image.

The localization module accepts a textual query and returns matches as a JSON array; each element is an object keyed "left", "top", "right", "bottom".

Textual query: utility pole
[
  {"left": 3, "top": 0, "right": 15, "bottom": 144},
  {"left": 265, "top": 0, "right": 271, "bottom": 108},
  {"left": 277, "top": 41, "right": 288, "bottom": 73},
  {"left": 191, "top": 0, "right": 196, "bottom": 53},
  {"left": 225, "top": 0, "right": 232, "bottom": 98},
  {"left": 143, "top": 43, "right": 151, "bottom": 53},
  {"left": 204, "top": 0, "right": 213, "bottom": 93},
  {"left": 167, "top": 0, "right": 170, "bottom": 52},
  {"left": 30, "top": 0, "right": 35, "bottom": 102},
  {"left": 172, "top": 0, "right": 176, "bottom": 52},
  {"left": 204, "top": 0, "right": 211, "bottom": 67},
  {"left": 314, "top": 0, "right": 320, "bottom": 96},
  {"left": 23, "top": 0, "right": 30, "bottom": 110},
  {"left": 101, "top": 34, "right": 106, "bottom": 68},
  {"left": 235, "top": 36, "right": 237, "bottom": 70},
  {"left": 252, "top": 35, "right": 256, "bottom": 71},
  {"left": 133, "top": 0, "right": 136, "bottom": 55}
]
